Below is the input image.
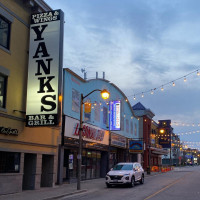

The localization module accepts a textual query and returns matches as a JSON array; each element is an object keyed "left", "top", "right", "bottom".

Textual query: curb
[{"left": 43, "top": 189, "right": 87, "bottom": 200}]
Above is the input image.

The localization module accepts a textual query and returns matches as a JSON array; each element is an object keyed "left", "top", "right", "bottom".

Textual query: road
[{"left": 61, "top": 166, "right": 200, "bottom": 200}]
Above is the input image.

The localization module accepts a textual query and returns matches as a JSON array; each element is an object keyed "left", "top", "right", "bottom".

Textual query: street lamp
[{"left": 77, "top": 89, "right": 110, "bottom": 190}]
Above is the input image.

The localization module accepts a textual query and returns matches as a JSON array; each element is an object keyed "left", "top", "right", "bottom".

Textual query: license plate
[{"left": 113, "top": 180, "right": 118, "bottom": 182}]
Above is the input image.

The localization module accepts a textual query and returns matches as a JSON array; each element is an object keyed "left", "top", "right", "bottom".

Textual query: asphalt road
[{"left": 61, "top": 166, "right": 200, "bottom": 200}]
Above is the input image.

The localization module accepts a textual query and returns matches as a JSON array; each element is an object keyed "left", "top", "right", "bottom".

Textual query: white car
[{"left": 105, "top": 162, "right": 144, "bottom": 188}]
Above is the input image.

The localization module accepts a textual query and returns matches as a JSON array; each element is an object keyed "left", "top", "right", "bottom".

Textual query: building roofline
[
  {"left": 35, "top": 0, "right": 52, "bottom": 11},
  {"left": 65, "top": 68, "right": 138, "bottom": 119}
]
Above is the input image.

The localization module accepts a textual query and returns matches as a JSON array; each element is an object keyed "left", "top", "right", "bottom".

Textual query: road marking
[{"left": 144, "top": 172, "right": 193, "bottom": 200}]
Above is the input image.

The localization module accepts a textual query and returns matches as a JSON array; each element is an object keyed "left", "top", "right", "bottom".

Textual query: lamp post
[{"left": 77, "top": 89, "right": 110, "bottom": 190}]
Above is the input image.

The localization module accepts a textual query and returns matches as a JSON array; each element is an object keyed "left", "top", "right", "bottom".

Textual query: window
[
  {"left": 0, "top": 151, "right": 20, "bottom": 173},
  {"left": 131, "top": 121, "right": 133, "bottom": 134},
  {"left": 126, "top": 119, "right": 129, "bottom": 133},
  {"left": 103, "top": 106, "right": 108, "bottom": 125},
  {"left": 72, "top": 88, "right": 80, "bottom": 113},
  {"left": 0, "top": 15, "right": 11, "bottom": 49},
  {"left": 0, "top": 74, "right": 7, "bottom": 108}
]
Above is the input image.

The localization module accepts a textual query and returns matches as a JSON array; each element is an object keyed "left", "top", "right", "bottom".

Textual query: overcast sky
[{"left": 45, "top": 0, "right": 200, "bottom": 149}]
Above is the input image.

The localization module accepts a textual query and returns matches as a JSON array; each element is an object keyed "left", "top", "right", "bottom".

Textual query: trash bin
[{"left": 147, "top": 167, "right": 151, "bottom": 175}]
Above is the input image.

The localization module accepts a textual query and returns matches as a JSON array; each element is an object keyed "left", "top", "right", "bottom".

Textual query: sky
[{"left": 45, "top": 0, "right": 200, "bottom": 149}]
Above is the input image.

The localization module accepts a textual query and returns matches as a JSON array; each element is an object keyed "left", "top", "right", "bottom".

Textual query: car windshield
[{"left": 113, "top": 164, "right": 133, "bottom": 170}]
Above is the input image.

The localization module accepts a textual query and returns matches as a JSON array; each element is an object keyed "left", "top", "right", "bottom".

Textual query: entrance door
[
  {"left": 63, "top": 149, "right": 78, "bottom": 182},
  {"left": 41, "top": 155, "right": 54, "bottom": 187},
  {"left": 23, "top": 153, "right": 36, "bottom": 190}
]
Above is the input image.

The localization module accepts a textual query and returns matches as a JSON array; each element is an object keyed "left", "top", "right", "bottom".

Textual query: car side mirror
[
  {"left": 110, "top": 168, "right": 113, "bottom": 171},
  {"left": 133, "top": 168, "right": 137, "bottom": 171}
]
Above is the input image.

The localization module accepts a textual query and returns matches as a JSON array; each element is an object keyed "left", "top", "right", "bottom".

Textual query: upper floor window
[
  {"left": 0, "top": 74, "right": 7, "bottom": 108},
  {"left": 0, "top": 15, "right": 11, "bottom": 50}
]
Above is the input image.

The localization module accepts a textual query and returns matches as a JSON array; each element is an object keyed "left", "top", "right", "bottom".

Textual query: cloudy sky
[{"left": 45, "top": 0, "right": 200, "bottom": 149}]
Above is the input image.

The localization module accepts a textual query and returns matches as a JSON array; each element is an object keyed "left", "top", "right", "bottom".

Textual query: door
[{"left": 23, "top": 153, "right": 36, "bottom": 190}]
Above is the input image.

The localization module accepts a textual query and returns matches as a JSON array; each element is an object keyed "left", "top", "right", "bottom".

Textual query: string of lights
[
  {"left": 171, "top": 122, "right": 200, "bottom": 127},
  {"left": 128, "top": 68, "right": 200, "bottom": 100},
  {"left": 156, "top": 130, "right": 200, "bottom": 137},
  {"left": 182, "top": 141, "right": 200, "bottom": 144}
]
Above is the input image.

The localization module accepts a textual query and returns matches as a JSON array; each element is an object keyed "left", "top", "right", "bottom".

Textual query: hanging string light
[
  {"left": 129, "top": 68, "right": 200, "bottom": 99},
  {"left": 171, "top": 122, "right": 200, "bottom": 127}
]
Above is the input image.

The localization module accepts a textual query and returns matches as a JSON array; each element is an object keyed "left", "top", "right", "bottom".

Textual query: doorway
[{"left": 23, "top": 153, "right": 36, "bottom": 190}]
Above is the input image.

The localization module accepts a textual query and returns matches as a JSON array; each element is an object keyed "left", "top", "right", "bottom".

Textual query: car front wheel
[
  {"left": 130, "top": 176, "right": 135, "bottom": 187},
  {"left": 140, "top": 175, "right": 144, "bottom": 184},
  {"left": 106, "top": 183, "right": 111, "bottom": 188}
]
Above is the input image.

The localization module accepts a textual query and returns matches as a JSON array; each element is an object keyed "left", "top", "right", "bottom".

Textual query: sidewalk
[{"left": 0, "top": 171, "right": 162, "bottom": 200}]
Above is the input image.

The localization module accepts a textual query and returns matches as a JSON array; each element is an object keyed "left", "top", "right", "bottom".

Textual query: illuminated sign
[
  {"left": 129, "top": 140, "right": 143, "bottom": 153},
  {"left": 73, "top": 123, "right": 105, "bottom": 141},
  {"left": 26, "top": 10, "right": 64, "bottom": 127},
  {"left": 109, "top": 101, "right": 121, "bottom": 131}
]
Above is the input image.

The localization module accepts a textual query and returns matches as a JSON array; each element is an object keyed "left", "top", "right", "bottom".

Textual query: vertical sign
[
  {"left": 26, "top": 10, "right": 64, "bottom": 127},
  {"left": 109, "top": 101, "right": 121, "bottom": 130}
]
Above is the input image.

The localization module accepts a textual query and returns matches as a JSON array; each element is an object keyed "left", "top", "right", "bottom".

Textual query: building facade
[
  {"left": 132, "top": 102, "right": 168, "bottom": 171},
  {"left": 0, "top": 0, "right": 61, "bottom": 195},
  {"left": 61, "top": 69, "right": 140, "bottom": 182}
]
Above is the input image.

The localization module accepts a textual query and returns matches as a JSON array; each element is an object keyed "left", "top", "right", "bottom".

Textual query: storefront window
[{"left": 0, "top": 151, "right": 20, "bottom": 173}]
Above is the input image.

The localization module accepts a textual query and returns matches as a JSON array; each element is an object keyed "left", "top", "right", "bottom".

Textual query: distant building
[{"left": 132, "top": 102, "right": 168, "bottom": 170}]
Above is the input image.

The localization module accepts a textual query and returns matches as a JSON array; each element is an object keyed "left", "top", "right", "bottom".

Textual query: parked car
[{"left": 105, "top": 162, "right": 144, "bottom": 188}]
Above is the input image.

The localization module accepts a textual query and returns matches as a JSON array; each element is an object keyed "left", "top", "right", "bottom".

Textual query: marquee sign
[
  {"left": 109, "top": 101, "right": 121, "bottom": 131},
  {"left": 26, "top": 10, "right": 64, "bottom": 127},
  {"left": 64, "top": 116, "right": 109, "bottom": 145}
]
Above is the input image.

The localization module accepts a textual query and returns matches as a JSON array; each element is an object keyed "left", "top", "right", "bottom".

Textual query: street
[{"left": 61, "top": 166, "right": 200, "bottom": 200}]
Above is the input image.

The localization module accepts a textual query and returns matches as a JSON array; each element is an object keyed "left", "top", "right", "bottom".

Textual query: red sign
[{"left": 73, "top": 123, "right": 105, "bottom": 141}]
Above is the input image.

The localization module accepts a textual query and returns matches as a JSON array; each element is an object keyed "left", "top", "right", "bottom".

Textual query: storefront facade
[
  {"left": 63, "top": 116, "right": 109, "bottom": 181},
  {"left": 62, "top": 69, "right": 140, "bottom": 182}
]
